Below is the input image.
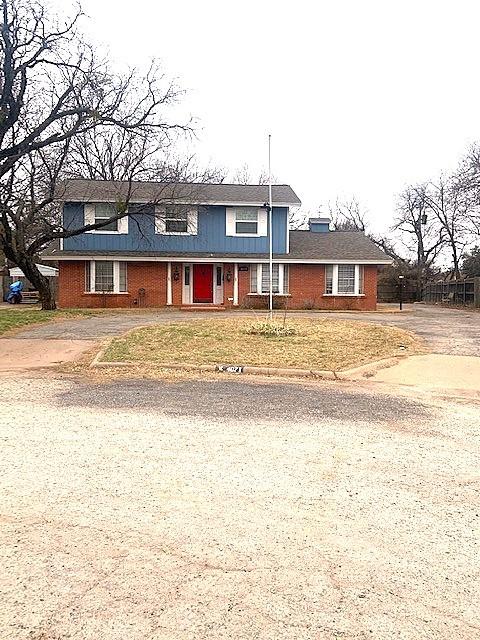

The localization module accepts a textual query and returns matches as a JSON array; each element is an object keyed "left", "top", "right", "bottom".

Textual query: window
[
  {"left": 155, "top": 205, "right": 197, "bottom": 235},
  {"left": 216, "top": 266, "right": 222, "bottom": 287},
  {"left": 84, "top": 203, "right": 128, "bottom": 234},
  {"left": 325, "top": 265, "right": 333, "bottom": 294},
  {"left": 184, "top": 265, "right": 190, "bottom": 286},
  {"left": 261, "top": 264, "right": 280, "bottom": 293},
  {"left": 250, "top": 264, "right": 287, "bottom": 294},
  {"left": 94, "top": 203, "right": 118, "bottom": 232},
  {"left": 165, "top": 205, "right": 188, "bottom": 233},
  {"left": 85, "top": 261, "right": 91, "bottom": 292},
  {"left": 235, "top": 208, "right": 258, "bottom": 234},
  {"left": 119, "top": 262, "right": 127, "bottom": 293},
  {"left": 95, "top": 261, "right": 114, "bottom": 292},
  {"left": 85, "top": 261, "right": 128, "bottom": 293},
  {"left": 324, "top": 264, "right": 364, "bottom": 295},
  {"left": 337, "top": 264, "right": 355, "bottom": 294}
]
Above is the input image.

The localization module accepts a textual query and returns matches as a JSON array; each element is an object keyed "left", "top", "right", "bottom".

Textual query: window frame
[
  {"left": 85, "top": 260, "right": 128, "bottom": 294},
  {"left": 235, "top": 207, "right": 259, "bottom": 235},
  {"left": 94, "top": 203, "right": 118, "bottom": 232},
  {"left": 155, "top": 205, "right": 198, "bottom": 236},
  {"left": 84, "top": 203, "right": 129, "bottom": 235},
  {"left": 249, "top": 264, "right": 288, "bottom": 295},
  {"left": 324, "top": 264, "right": 364, "bottom": 296},
  {"left": 164, "top": 205, "right": 189, "bottom": 234}
]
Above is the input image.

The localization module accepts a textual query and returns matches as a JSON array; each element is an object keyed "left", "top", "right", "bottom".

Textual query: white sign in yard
[{"left": 216, "top": 364, "right": 244, "bottom": 374}]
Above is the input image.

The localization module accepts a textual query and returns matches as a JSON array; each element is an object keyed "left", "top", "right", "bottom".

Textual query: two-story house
[{"left": 43, "top": 179, "right": 391, "bottom": 309}]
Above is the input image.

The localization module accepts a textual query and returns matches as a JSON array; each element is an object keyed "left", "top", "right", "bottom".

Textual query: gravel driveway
[{"left": 1, "top": 374, "right": 479, "bottom": 639}]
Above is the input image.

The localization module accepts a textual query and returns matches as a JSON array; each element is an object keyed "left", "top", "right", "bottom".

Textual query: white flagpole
[{"left": 268, "top": 134, "right": 273, "bottom": 321}]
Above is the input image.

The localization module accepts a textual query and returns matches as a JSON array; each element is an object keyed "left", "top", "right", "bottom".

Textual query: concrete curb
[{"left": 90, "top": 348, "right": 403, "bottom": 380}]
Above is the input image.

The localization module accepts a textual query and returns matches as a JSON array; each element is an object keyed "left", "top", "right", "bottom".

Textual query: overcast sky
[{"left": 73, "top": 0, "right": 480, "bottom": 232}]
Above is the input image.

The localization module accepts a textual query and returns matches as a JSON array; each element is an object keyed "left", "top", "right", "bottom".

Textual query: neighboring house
[
  {"left": 9, "top": 264, "right": 59, "bottom": 279},
  {"left": 43, "top": 179, "right": 391, "bottom": 310}
]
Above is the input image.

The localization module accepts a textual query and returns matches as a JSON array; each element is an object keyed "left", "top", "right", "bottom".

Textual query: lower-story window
[
  {"left": 325, "top": 264, "right": 364, "bottom": 295},
  {"left": 250, "top": 264, "right": 288, "bottom": 294},
  {"left": 85, "top": 261, "right": 128, "bottom": 293}
]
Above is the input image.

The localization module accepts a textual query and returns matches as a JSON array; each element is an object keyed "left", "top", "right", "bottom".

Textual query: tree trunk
[
  {"left": 3, "top": 248, "right": 56, "bottom": 310},
  {"left": 452, "top": 245, "right": 461, "bottom": 280}
]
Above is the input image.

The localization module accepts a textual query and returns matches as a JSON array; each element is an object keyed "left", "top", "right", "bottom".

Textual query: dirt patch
[{"left": 0, "top": 338, "right": 96, "bottom": 370}]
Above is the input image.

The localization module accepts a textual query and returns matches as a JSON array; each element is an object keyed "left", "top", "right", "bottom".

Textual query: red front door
[{"left": 193, "top": 264, "right": 214, "bottom": 303}]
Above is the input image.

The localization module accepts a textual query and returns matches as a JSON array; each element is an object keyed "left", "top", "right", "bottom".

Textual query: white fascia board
[{"left": 44, "top": 254, "right": 392, "bottom": 265}]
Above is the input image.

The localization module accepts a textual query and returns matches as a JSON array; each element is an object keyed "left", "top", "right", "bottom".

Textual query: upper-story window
[
  {"left": 226, "top": 207, "right": 267, "bottom": 237},
  {"left": 325, "top": 264, "right": 364, "bottom": 295},
  {"left": 84, "top": 203, "right": 128, "bottom": 234},
  {"left": 235, "top": 208, "right": 258, "bottom": 234},
  {"left": 165, "top": 205, "right": 188, "bottom": 233},
  {"left": 155, "top": 205, "right": 198, "bottom": 235},
  {"left": 94, "top": 203, "right": 118, "bottom": 231}
]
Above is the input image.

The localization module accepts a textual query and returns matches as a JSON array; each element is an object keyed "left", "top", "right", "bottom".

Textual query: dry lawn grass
[{"left": 102, "top": 317, "right": 421, "bottom": 371}]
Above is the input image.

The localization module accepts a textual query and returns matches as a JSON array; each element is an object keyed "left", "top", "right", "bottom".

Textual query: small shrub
[
  {"left": 246, "top": 321, "right": 297, "bottom": 337},
  {"left": 302, "top": 298, "right": 316, "bottom": 310}
]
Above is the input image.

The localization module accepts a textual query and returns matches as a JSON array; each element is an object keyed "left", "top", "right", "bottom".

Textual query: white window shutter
[
  {"left": 155, "top": 205, "right": 166, "bottom": 234},
  {"left": 257, "top": 208, "right": 268, "bottom": 236},
  {"left": 188, "top": 207, "right": 198, "bottom": 235},
  {"left": 84, "top": 203, "right": 95, "bottom": 225},
  {"left": 118, "top": 214, "right": 129, "bottom": 234},
  {"left": 225, "top": 208, "right": 236, "bottom": 236}
]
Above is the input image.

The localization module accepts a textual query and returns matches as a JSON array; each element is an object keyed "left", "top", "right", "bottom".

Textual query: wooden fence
[
  {"left": 377, "top": 282, "right": 418, "bottom": 303},
  {"left": 422, "top": 277, "right": 480, "bottom": 308}
]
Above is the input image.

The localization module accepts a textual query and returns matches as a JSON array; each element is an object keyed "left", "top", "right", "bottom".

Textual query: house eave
[{"left": 42, "top": 253, "right": 393, "bottom": 266}]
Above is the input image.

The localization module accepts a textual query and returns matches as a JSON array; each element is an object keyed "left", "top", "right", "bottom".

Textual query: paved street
[{"left": 1, "top": 373, "right": 479, "bottom": 640}]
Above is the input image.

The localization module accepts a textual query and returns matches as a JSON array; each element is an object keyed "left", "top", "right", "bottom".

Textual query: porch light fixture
[
  {"left": 173, "top": 265, "right": 180, "bottom": 281},
  {"left": 226, "top": 268, "right": 232, "bottom": 282}
]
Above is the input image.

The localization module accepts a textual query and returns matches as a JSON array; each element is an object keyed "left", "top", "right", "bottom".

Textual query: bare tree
[
  {"left": 422, "top": 176, "right": 470, "bottom": 278},
  {"left": 328, "top": 197, "right": 368, "bottom": 231},
  {"left": 0, "top": 0, "right": 191, "bottom": 309},
  {"left": 393, "top": 184, "right": 445, "bottom": 297},
  {"left": 231, "top": 164, "right": 275, "bottom": 185},
  {"left": 453, "top": 143, "right": 480, "bottom": 237},
  {"left": 326, "top": 196, "right": 408, "bottom": 265},
  {"left": 288, "top": 208, "right": 307, "bottom": 229}
]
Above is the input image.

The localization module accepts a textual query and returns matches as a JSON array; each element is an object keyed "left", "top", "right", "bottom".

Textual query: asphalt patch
[{"left": 58, "top": 378, "right": 432, "bottom": 424}]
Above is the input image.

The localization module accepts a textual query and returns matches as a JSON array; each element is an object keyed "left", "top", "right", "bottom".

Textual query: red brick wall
[
  {"left": 58, "top": 261, "right": 378, "bottom": 310},
  {"left": 58, "top": 261, "right": 167, "bottom": 308},
  {"left": 238, "top": 266, "right": 251, "bottom": 306},
  {"left": 171, "top": 264, "right": 182, "bottom": 306},
  {"left": 241, "top": 264, "right": 378, "bottom": 311},
  {"left": 287, "top": 264, "right": 377, "bottom": 310}
]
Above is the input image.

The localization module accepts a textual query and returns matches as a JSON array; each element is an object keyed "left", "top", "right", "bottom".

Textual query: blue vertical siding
[{"left": 63, "top": 204, "right": 289, "bottom": 254}]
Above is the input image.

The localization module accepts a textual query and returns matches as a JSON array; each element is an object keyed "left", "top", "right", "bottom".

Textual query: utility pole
[{"left": 268, "top": 134, "right": 273, "bottom": 321}]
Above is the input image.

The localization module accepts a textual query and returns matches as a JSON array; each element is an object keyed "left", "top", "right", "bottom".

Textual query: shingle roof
[
  {"left": 288, "top": 230, "right": 390, "bottom": 261},
  {"left": 55, "top": 179, "right": 301, "bottom": 206},
  {"left": 43, "top": 231, "right": 391, "bottom": 263}
]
